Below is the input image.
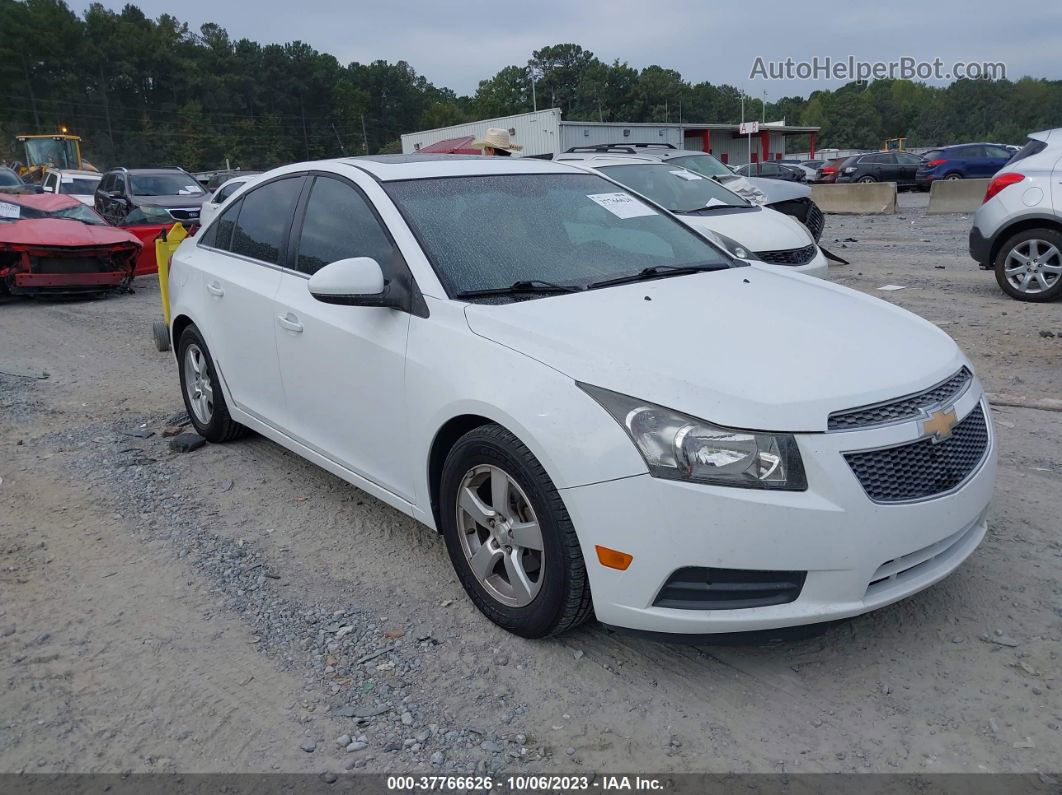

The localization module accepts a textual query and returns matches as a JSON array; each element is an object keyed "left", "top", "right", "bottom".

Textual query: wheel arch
[
  {"left": 171, "top": 313, "right": 196, "bottom": 355},
  {"left": 989, "top": 217, "right": 1062, "bottom": 265},
  {"left": 426, "top": 414, "right": 499, "bottom": 532}
]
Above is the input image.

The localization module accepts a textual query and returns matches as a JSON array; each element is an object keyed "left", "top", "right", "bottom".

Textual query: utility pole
[
  {"left": 21, "top": 54, "right": 40, "bottom": 129},
  {"left": 762, "top": 90, "right": 767, "bottom": 123},
  {"left": 99, "top": 65, "right": 115, "bottom": 155},
  {"left": 331, "top": 122, "right": 347, "bottom": 155},
  {"left": 531, "top": 74, "right": 537, "bottom": 112},
  {"left": 299, "top": 97, "right": 310, "bottom": 159},
  {"left": 361, "top": 114, "right": 369, "bottom": 155}
]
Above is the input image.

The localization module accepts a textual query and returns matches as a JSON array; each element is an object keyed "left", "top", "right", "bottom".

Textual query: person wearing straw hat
[{"left": 471, "top": 128, "right": 523, "bottom": 157}]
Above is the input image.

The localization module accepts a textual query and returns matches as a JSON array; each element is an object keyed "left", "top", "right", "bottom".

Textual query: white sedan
[
  {"left": 168, "top": 155, "right": 995, "bottom": 639},
  {"left": 557, "top": 154, "right": 828, "bottom": 278}
]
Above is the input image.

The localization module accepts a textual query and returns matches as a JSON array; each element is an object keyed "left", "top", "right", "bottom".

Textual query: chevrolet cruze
[{"left": 168, "top": 155, "right": 996, "bottom": 638}]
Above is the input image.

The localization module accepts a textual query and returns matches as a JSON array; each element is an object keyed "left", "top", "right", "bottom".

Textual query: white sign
[
  {"left": 739, "top": 121, "right": 760, "bottom": 135},
  {"left": 0, "top": 202, "right": 20, "bottom": 219},
  {"left": 669, "top": 170, "right": 704, "bottom": 181},
  {"left": 586, "top": 192, "right": 657, "bottom": 220}
]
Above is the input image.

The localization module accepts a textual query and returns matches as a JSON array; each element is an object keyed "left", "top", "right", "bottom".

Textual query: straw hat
[{"left": 471, "top": 128, "right": 523, "bottom": 153}]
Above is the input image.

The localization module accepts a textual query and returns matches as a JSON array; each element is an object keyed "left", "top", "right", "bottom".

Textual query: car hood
[
  {"left": 0, "top": 219, "right": 142, "bottom": 248},
  {"left": 678, "top": 206, "right": 813, "bottom": 252},
  {"left": 743, "top": 176, "right": 811, "bottom": 202},
  {"left": 464, "top": 267, "right": 963, "bottom": 432}
]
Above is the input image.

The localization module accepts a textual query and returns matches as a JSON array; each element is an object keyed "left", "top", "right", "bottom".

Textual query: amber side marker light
[{"left": 595, "top": 545, "right": 634, "bottom": 570}]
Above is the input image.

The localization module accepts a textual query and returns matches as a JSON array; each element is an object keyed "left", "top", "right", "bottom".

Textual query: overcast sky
[{"left": 68, "top": 0, "right": 1062, "bottom": 100}]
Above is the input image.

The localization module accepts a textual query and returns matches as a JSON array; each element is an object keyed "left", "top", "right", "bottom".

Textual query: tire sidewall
[
  {"left": 994, "top": 228, "right": 1062, "bottom": 302},
  {"left": 176, "top": 325, "right": 229, "bottom": 440},
  {"left": 439, "top": 429, "right": 575, "bottom": 638}
]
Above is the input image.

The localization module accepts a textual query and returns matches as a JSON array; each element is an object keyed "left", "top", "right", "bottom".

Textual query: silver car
[{"left": 969, "top": 128, "right": 1062, "bottom": 301}]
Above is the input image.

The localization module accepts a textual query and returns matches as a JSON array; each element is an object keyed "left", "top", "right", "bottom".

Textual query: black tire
[
  {"left": 439, "top": 424, "right": 592, "bottom": 638},
  {"left": 943, "top": 173, "right": 962, "bottom": 180},
  {"left": 153, "top": 320, "right": 171, "bottom": 352},
  {"left": 994, "top": 228, "right": 1062, "bottom": 303},
  {"left": 857, "top": 175, "right": 876, "bottom": 183},
  {"left": 176, "top": 324, "right": 248, "bottom": 442}
]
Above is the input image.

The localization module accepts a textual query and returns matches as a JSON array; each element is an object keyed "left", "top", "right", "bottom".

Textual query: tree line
[{"left": 2, "top": 0, "right": 1060, "bottom": 171}]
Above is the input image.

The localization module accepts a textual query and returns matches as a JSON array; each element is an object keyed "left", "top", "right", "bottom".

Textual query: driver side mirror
[{"left": 308, "top": 257, "right": 393, "bottom": 307}]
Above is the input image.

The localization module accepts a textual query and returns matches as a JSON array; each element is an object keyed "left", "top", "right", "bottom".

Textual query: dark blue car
[{"left": 915, "top": 143, "right": 1013, "bottom": 188}]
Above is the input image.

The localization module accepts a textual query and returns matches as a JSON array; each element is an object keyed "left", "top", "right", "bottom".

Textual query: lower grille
[
  {"left": 34, "top": 256, "right": 111, "bottom": 274},
  {"left": 845, "top": 404, "right": 989, "bottom": 503},
  {"left": 755, "top": 243, "right": 817, "bottom": 266},
  {"left": 653, "top": 567, "right": 806, "bottom": 610}
]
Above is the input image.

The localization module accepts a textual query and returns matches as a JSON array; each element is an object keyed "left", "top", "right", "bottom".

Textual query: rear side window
[
  {"left": 295, "top": 177, "right": 395, "bottom": 275},
  {"left": 206, "top": 198, "right": 242, "bottom": 250},
  {"left": 230, "top": 177, "right": 304, "bottom": 264},
  {"left": 1009, "top": 138, "right": 1047, "bottom": 165},
  {"left": 984, "top": 145, "right": 1011, "bottom": 159}
]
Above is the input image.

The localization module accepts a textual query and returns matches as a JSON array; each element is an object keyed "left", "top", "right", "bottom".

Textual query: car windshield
[
  {"left": 0, "top": 169, "right": 21, "bottom": 187},
  {"left": 128, "top": 173, "right": 204, "bottom": 197},
  {"left": 0, "top": 200, "right": 105, "bottom": 225},
  {"left": 59, "top": 176, "right": 101, "bottom": 195},
  {"left": 596, "top": 163, "right": 750, "bottom": 213},
  {"left": 666, "top": 154, "right": 734, "bottom": 179},
  {"left": 383, "top": 173, "right": 734, "bottom": 296}
]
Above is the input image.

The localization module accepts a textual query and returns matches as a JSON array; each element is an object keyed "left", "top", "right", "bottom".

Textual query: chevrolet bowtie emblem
[{"left": 921, "top": 407, "right": 957, "bottom": 442}]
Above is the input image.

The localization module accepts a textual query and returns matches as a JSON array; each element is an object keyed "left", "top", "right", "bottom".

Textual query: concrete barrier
[
  {"left": 810, "top": 182, "right": 898, "bottom": 214},
  {"left": 927, "top": 178, "right": 991, "bottom": 214}
]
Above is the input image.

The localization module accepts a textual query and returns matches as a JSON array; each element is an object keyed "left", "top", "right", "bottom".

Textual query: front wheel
[
  {"left": 858, "top": 175, "right": 876, "bottom": 184},
  {"left": 439, "top": 424, "right": 592, "bottom": 638},
  {"left": 943, "top": 173, "right": 963, "bottom": 180},
  {"left": 994, "top": 229, "right": 1062, "bottom": 302}
]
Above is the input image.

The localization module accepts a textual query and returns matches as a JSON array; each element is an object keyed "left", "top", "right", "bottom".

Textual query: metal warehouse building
[{"left": 400, "top": 109, "right": 821, "bottom": 165}]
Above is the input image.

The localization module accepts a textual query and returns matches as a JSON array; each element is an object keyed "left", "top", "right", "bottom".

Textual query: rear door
[
  {"left": 895, "top": 153, "right": 921, "bottom": 185},
  {"left": 273, "top": 173, "right": 414, "bottom": 500},
  {"left": 982, "top": 145, "right": 1013, "bottom": 177},
  {"left": 194, "top": 175, "right": 306, "bottom": 423}
]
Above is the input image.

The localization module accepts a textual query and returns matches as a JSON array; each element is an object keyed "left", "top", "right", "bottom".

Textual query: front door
[{"left": 273, "top": 174, "right": 413, "bottom": 501}]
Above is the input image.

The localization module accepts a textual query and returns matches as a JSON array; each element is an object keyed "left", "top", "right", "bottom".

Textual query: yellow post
[{"left": 154, "top": 222, "right": 187, "bottom": 327}]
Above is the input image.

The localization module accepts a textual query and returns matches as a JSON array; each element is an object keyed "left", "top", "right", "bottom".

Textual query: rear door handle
[
  {"left": 206, "top": 281, "right": 224, "bottom": 297},
  {"left": 277, "top": 313, "right": 303, "bottom": 333}
]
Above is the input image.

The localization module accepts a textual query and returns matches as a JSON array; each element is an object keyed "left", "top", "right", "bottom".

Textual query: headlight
[
  {"left": 577, "top": 383, "right": 806, "bottom": 491},
  {"left": 703, "top": 230, "right": 761, "bottom": 261}
]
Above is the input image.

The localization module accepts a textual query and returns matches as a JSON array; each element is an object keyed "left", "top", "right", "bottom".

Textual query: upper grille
[
  {"left": 828, "top": 367, "right": 972, "bottom": 431},
  {"left": 755, "top": 243, "right": 817, "bottom": 266},
  {"left": 770, "top": 197, "right": 825, "bottom": 241},
  {"left": 168, "top": 208, "right": 201, "bottom": 221},
  {"left": 844, "top": 404, "right": 989, "bottom": 503}
]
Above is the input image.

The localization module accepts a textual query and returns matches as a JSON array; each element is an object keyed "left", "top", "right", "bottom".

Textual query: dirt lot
[{"left": 2, "top": 192, "right": 1060, "bottom": 778}]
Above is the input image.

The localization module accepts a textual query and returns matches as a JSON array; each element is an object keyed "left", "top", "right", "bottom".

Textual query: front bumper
[
  {"left": 561, "top": 388, "right": 995, "bottom": 634},
  {"left": 793, "top": 247, "right": 829, "bottom": 278}
]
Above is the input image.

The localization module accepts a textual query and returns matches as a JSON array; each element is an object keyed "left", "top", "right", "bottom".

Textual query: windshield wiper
[
  {"left": 456, "top": 279, "right": 583, "bottom": 299},
  {"left": 676, "top": 204, "right": 750, "bottom": 215},
  {"left": 587, "top": 263, "right": 730, "bottom": 290}
]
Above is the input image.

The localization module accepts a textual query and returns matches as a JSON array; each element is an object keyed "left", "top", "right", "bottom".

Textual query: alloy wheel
[
  {"left": 1003, "top": 239, "right": 1062, "bottom": 295},
  {"left": 455, "top": 464, "right": 544, "bottom": 608},
  {"left": 183, "top": 343, "right": 214, "bottom": 424}
]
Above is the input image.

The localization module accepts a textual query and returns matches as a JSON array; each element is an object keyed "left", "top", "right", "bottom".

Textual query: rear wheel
[
  {"left": 176, "top": 324, "right": 247, "bottom": 442},
  {"left": 944, "top": 173, "right": 963, "bottom": 180},
  {"left": 994, "top": 228, "right": 1062, "bottom": 302},
  {"left": 439, "top": 424, "right": 592, "bottom": 638}
]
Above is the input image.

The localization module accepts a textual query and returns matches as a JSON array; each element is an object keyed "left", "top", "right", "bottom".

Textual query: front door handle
[
  {"left": 277, "top": 313, "right": 303, "bottom": 333},
  {"left": 206, "top": 281, "right": 225, "bottom": 297}
]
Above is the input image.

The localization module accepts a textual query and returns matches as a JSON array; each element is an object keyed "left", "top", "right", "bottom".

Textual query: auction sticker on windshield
[
  {"left": 669, "top": 170, "right": 705, "bottom": 180},
  {"left": 0, "top": 202, "right": 20, "bottom": 219},
  {"left": 587, "top": 192, "right": 658, "bottom": 219}
]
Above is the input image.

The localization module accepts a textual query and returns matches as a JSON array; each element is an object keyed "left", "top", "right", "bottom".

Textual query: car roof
[
  {"left": 333, "top": 154, "right": 583, "bottom": 181},
  {"left": 50, "top": 169, "right": 100, "bottom": 178},
  {"left": 553, "top": 153, "right": 661, "bottom": 167},
  {"left": 113, "top": 168, "right": 191, "bottom": 175}
]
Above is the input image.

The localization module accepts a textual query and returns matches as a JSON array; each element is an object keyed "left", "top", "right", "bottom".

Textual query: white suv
[
  {"left": 169, "top": 155, "right": 994, "bottom": 639},
  {"left": 970, "top": 128, "right": 1062, "bottom": 301}
]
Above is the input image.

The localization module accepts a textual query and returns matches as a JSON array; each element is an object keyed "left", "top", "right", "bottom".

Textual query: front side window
[
  {"left": 384, "top": 173, "right": 733, "bottom": 296},
  {"left": 230, "top": 178, "right": 304, "bottom": 264},
  {"left": 60, "top": 176, "right": 102, "bottom": 195},
  {"left": 597, "top": 164, "right": 751, "bottom": 213},
  {"left": 295, "top": 177, "right": 395, "bottom": 275}
]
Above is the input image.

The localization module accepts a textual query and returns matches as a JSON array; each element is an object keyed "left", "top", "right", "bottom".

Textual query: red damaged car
[{"left": 0, "top": 193, "right": 142, "bottom": 296}]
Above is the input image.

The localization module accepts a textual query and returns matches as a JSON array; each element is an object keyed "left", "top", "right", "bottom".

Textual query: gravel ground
[{"left": 1, "top": 192, "right": 1060, "bottom": 777}]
